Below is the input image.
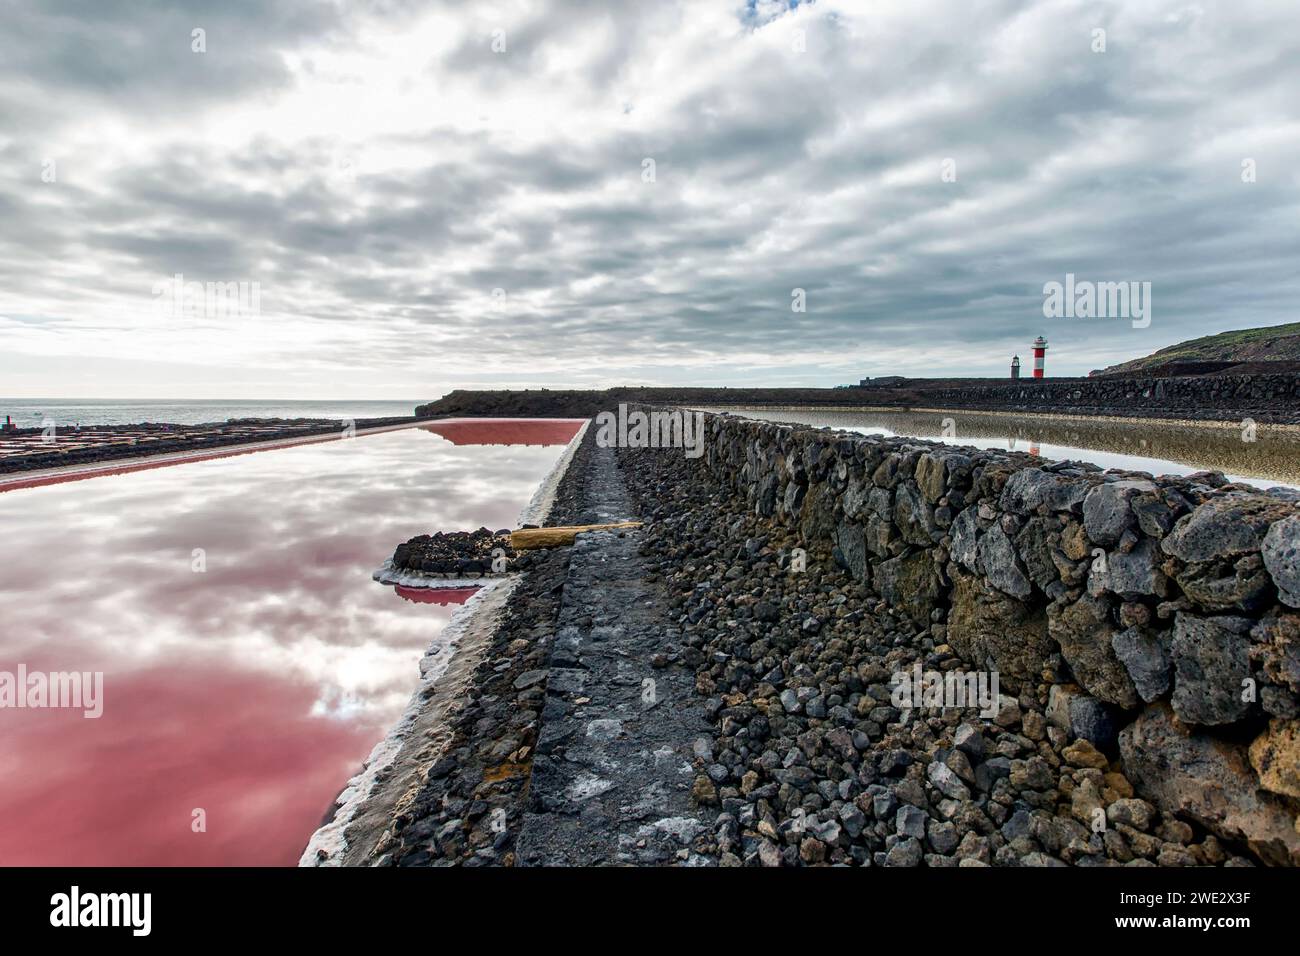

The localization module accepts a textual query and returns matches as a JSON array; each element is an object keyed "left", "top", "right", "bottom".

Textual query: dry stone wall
[
  {"left": 921, "top": 371, "right": 1300, "bottom": 422},
  {"left": 646, "top": 405, "right": 1300, "bottom": 864},
  {"left": 417, "top": 371, "right": 1300, "bottom": 424}
]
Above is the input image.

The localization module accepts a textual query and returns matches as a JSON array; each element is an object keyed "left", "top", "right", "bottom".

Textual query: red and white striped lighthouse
[{"left": 1031, "top": 336, "right": 1048, "bottom": 378}]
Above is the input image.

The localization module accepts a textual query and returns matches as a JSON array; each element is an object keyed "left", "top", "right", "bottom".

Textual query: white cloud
[{"left": 1, "top": 0, "right": 1298, "bottom": 398}]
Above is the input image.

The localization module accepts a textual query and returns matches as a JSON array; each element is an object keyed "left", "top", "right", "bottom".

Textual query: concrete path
[{"left": 516, "top": 443, "right": 716, "bottom": 866}]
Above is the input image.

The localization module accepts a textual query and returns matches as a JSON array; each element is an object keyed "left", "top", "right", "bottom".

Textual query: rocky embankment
[
  {"left": 359, "top": 544, "right": 570, "bottom": 866},
  {"left": 0, "top": 416, "right": 419, "bottom": 474},
  {"left": 417, "top": 370, "right": 1300, "bottom": 424},
  {"left": 353, "top": 435, "right": 599, "bottom": 866},
  {"left": 359, "top": 431, "right": 721, "bottom": 866},
  {"left": 921, "top": 372, "right": 1300, "bottom": 423},
  {"left": 347, "top": 407, "right": 1298, "bottom": 867},
  {"left": 609, "top": 406, "right": 1299, "bottom": 866}
]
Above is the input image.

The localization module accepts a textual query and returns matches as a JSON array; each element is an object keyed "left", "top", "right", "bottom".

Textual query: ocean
[{"left": 0, "top": 398, "right": 423, "bottom": 427}]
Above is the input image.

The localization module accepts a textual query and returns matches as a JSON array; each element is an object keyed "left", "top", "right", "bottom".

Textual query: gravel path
[{"left": 516, "top": 442, "right": 717, "bottom": 865}]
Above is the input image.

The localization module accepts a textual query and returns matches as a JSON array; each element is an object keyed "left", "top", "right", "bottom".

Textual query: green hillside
[{"left": 1099, "top": 322, "right": 1300, "bottom": 375}]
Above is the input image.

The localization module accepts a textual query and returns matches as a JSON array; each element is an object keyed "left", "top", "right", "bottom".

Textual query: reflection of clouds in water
[
  {"left": 0, "top": 425, "right": 570, "bottom": 864},
  {"left": 0, "top": 427, "right": 566, "bottom": 713},
  {"left": 0, "top": 665, "right": 382, "bottom": 866}
]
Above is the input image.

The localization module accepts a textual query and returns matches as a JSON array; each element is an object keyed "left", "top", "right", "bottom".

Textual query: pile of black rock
[
  {"left": 611, "top": 442, "right": 1268, "bottom": 867},
  {"left": 391, "top": 528, "right": 516, "bottom": 576}
]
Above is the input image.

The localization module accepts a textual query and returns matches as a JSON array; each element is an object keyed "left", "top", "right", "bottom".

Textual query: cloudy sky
[{"left": 2, "top": 0, "right": 1297, "bottom": 399}]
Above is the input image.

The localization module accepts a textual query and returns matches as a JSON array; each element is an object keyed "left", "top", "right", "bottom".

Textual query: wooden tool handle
[{"left": 509, "top": 521, "right": 642, "bottom": 550}]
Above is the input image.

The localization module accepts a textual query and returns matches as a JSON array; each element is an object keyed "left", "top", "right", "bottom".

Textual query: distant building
[
  {"left": 1011, "top": 356, "right": 1021, "bottom": 379},
  {"left": 859, "top": 376, "right": 907, "bottom": 387}
]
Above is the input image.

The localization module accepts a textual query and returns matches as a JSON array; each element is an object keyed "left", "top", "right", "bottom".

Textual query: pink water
[{"left": 0, "top": 421, "right": 581, "bottom": 865}]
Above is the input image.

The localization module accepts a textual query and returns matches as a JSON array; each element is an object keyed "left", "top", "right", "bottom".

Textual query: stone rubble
[
  {"left": 607, "top": 406, "right": 1300, "bottom": 866},
  {"left": 391, "top": 528, "right": 516, "bottom": 577},
  {"left": 358, "top": 408, "right": 1300, "bottom": 867}
]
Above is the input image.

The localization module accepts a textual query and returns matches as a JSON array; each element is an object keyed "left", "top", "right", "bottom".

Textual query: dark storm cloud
[{"left": 2, "top": 0, "right": 1299, "bottom": 396}]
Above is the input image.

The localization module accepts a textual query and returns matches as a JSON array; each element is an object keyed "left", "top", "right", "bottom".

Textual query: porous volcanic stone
[
  {"left": 1000, "top": 468, "right": 1089, "bottom": 515},
  {"left": 1048, "top": 594, "right": 1139, "bottom": 708},
  {"left": 1161, "top": 494, "right": 1293, "bottom": 563},
  {"left": 1110, "top": 626, "right": 1171, "bottom": 703},
  {"left": 1170, "top": 613, "right": 1254, "bottom": 726},
  {"left": 947, "top": 567, "right": 1052, "bottom": 679},
  {"left": 1120, "top": 704, "right": 1300, "bottom": 866},
  {"left": 1249, "top": 719, "right": 1300, "bottom": 799},
  {"left": 1262, "top": 514, "right": 1300, "bottom": 608},
  {"left": 1083, "top": 479, "right": 1155, "bottom": 548}
]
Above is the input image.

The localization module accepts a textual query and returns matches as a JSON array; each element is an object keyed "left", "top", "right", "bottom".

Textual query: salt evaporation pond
[{"left": 0, "top": 419, "right": 580, "bottom": 865}]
